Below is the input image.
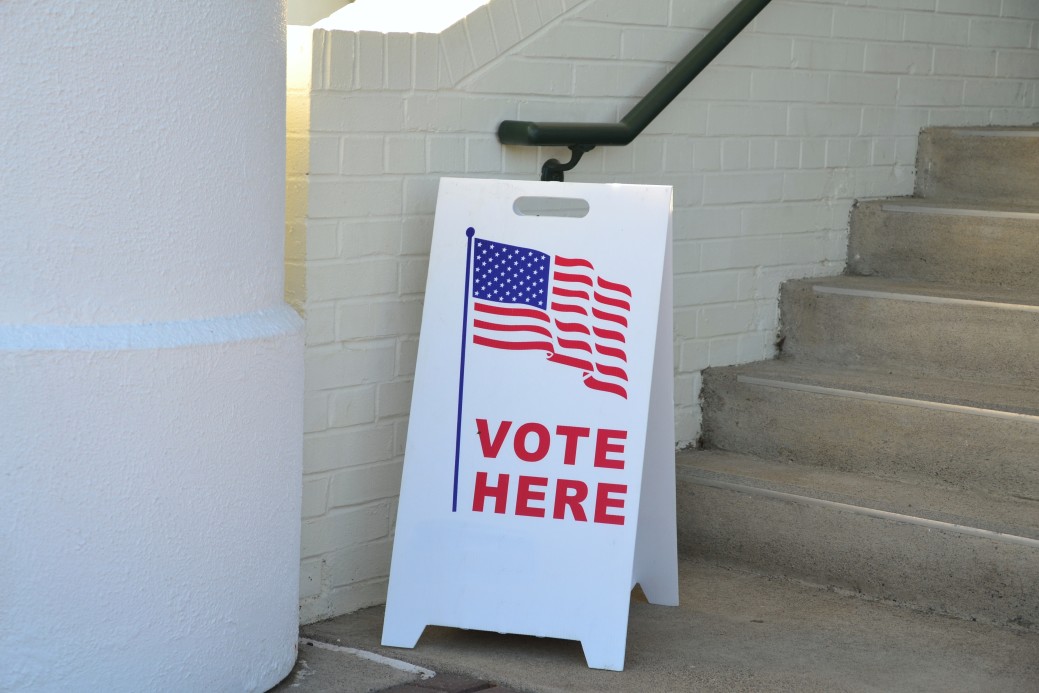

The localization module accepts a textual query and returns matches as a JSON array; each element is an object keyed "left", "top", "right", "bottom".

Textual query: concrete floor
[{"left": 273, "top": 559, "right": 1039, "bottom": 693}]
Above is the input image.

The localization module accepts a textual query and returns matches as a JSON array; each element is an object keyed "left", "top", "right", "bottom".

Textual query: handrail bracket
[{"left": 541, "top": 145, "right": 595, "bottom": 182}]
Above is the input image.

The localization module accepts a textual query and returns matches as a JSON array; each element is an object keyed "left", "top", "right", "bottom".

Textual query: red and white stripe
[
  {"left": 469, "top": 255, "right": 632, "bottom": 399},
  {"left": 547, "top": 256, "right": 631, "bottom": 399}
]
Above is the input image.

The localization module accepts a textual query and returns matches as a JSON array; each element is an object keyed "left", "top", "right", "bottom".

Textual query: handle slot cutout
[{"left": 513, "top": 196, "right": 590, "bottom": 218}]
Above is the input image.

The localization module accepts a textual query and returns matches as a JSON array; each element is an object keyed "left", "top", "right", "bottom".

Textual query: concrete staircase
[{"left": 678, "top": 127, "right": 1039, "bottom": 632}]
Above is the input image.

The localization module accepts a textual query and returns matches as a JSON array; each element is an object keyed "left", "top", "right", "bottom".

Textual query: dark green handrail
[{"left": 497, "top": 0, "right": 774, "bottom": 180}]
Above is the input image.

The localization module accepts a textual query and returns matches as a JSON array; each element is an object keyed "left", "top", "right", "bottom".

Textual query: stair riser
[
  {"left": 781, "top": 281, "right": 1039, "bottom": 383},
  {"left": 848, "top": 202, "right": 1039, "bottom": 291},
  {"left": 701, "top": 369, "right": 1039, "bottom": 496},
  {"left": 916, "top": 129, "right": 1039, "bottom": 206},
  {"left": 677, "top": 479, "right": 1039, "bottom": 631}
]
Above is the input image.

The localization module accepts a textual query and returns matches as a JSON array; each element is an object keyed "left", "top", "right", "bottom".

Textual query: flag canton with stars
[{"left": 472, "top": 238, "right": 550, "bottom": 309}]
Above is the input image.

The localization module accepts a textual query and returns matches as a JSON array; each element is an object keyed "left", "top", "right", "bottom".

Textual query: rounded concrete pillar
[{"left": 0, "top": 2, "right": 303, "bottom": 691}]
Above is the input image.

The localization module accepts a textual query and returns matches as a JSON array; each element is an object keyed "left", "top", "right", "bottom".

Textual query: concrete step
[
  {"left": 849, "top": 198, "right": 1039, "bottom": 291},
  {"left": 297, "top": 560, "right": 1039, "bottom": 693},
  {"left": 780, "top": 275, "right": 1039, "bottom": 384},
  {"left": 677, "top": 449, "right": 1039, "bottom": 631},
  {"left": 701, "top": 360, "right": 1039, "bottom": 496},
  {"left": 916, "top": 127, "right": 1039, "bottom": 206}
]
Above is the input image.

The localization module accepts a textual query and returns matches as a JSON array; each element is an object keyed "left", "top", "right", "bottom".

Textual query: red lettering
[
  {"left": 552, "top": 478, "right": 588, "bottom": 521},
  {"left": 513, "top": 422, "right": 550, "bottom": 462},
  {"left": 469, "top": 474, "right": 625, "bottom": 524},
  {"left": 594, "top": 429, "right": 627, "bottom": 469},
  {"left": 594, "top": 483, "right": 626, "bottom": 525},
  {"left": 555, "top": 425, "right": 590, "bottom": 465},
  {"left": 472, "top": 471, "right": 509, "bottom": 514},
  {"left": 476, "top": 419, "right": 512, "bottom": 458},
  {"left": 516, "top": 475, "right": 548, "bottom": 517}
]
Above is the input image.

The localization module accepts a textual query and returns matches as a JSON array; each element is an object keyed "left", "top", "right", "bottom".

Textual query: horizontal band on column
[{"left": 0, "top": 305, "right": 302, "bottom": 351}]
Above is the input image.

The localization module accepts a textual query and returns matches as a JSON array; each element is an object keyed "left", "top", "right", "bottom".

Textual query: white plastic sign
[{"left": 382, "top": 178, "right": 678, "bottom": 671}]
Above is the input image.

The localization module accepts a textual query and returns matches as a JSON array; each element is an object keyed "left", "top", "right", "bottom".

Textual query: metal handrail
[{"left": 497, "top": 0, "right": 774, "bottom": 180}]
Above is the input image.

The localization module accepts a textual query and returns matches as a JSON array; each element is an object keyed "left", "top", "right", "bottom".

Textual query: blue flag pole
[{"left": 452, "top": 227, "right": 476, "bottom": 512}]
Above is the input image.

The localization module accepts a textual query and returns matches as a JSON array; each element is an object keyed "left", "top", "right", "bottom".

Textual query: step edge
[
  {"left": 716, "top": 359, "right": 1039, "bottom": 415},
  {"left": 878, "top": 202, "right": 1039, "bottom": 221},
  {"left": 681, "top": 471, "right": 1039, "bottom": 550},
  {"left": 940, "top": 128, "right": 1039, "bottom": 138},
  {"left": 810, "top": 283, "right": 1039, "bottom": 312},
  {"left": 735, "top": 374, "right": 1039, "bottom": 424}
]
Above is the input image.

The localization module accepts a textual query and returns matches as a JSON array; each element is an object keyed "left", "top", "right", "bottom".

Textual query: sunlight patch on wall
[
  {"left": 284, "top": 25, "right": 313, "bottom": 313},
  {"left": 287, "top": 0, "right": 354, "bottom": 26},
  {"left": 315, "top": 0, "right": 490, "bottom": 33}
]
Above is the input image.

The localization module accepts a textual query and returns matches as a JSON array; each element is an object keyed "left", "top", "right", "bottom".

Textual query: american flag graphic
[{"left": 469, "top": 237, "right": 631, "bottom": 399}]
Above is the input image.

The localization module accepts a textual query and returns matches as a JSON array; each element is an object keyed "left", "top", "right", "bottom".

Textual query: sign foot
[
  {"left": 580, "top": 636, "right": 627, "bottom": 671},
  {"left": 381, "top": 620, "right": 427, "bottom": 649}
]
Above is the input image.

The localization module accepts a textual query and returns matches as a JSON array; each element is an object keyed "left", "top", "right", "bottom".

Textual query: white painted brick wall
[{"left": 290, "top": 0, "right": 1039, "bottom": 622}]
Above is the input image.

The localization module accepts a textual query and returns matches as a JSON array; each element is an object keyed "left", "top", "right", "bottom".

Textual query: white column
[{"left": 0, "top": 2, "right": 303, "bottom": 691}]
